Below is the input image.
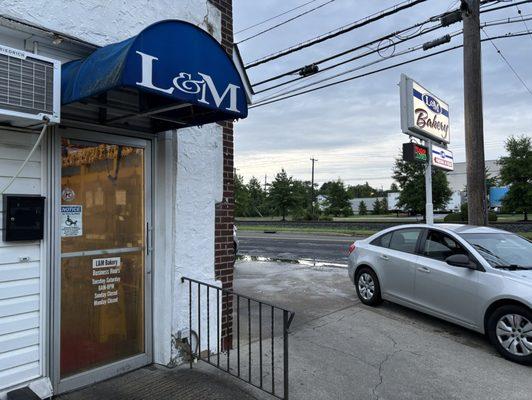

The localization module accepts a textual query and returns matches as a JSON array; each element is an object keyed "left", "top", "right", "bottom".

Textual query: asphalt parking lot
[{"left": 232, "top": 258, "right": 532, "bottom": 400}]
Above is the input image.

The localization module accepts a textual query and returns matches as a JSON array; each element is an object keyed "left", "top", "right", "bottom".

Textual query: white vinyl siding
[{"left": 0, "top": 129, "right": 44, "bottom": 391}]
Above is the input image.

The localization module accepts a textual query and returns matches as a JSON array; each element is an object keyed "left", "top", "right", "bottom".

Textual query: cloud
[{"left": 234, "top": 0, "right": 532, "bottom": 188}]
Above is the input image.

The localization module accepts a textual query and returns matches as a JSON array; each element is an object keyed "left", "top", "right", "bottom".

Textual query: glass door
[{"left": 54, "top": 131, "right": 152, "bottom": 391}]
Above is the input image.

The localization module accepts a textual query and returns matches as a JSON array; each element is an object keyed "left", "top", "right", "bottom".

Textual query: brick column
[{"left": 209, "top": 0, "right": 235, "bottom": 350}]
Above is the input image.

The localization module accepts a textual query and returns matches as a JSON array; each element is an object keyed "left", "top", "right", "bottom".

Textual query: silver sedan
[{"left": 347, "top": 224, "right": 532, "bottom": 365}]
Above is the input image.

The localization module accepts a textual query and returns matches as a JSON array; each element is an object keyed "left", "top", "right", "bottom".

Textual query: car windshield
[{"left": 460, "top": 233, "right": 532, "bottom": 268}]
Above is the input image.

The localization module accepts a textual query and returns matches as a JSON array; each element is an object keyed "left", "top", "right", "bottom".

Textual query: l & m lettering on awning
[{"left": 135, "top": 51, "right": 241, "bottom": 113}]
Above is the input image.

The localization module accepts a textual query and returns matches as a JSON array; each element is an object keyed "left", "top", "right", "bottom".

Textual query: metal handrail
[{"left": 181, "top": 276, "right": 295, "bottom": 400}]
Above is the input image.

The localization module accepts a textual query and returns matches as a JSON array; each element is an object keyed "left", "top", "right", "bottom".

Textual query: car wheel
[
  {"left": 487, "top": 305, "right": 532, "bottom": 366},
  {"left": 355, "top": 267, "right": 382, "bottom": 306}
]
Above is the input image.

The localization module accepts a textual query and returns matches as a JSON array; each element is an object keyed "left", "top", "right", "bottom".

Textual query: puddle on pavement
[{"left": 237, "top": 254, "right": 347, "bottom": 269}]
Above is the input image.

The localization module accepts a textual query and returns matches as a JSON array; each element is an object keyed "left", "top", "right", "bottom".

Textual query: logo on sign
[
  {"left": 422, "top": 94, "right": 441, "bottom": 114},
  {"left": 135, "top": 51, "right": 242, "bottom": 113}
]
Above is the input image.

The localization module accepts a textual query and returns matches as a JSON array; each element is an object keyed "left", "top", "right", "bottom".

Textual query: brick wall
[{"left": 209, "top": 0, "right": 235, "bottom": 350}]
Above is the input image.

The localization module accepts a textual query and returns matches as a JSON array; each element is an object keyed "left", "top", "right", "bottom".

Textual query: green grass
[
  {"left": 238, "top": 224, "right": 531, "bottom": 240},
  {"left": 237, "top": 224, "right": 378, "bottom": 237},
  {"left": 494, "top": 214, "right": 528, "bottom": 222}
]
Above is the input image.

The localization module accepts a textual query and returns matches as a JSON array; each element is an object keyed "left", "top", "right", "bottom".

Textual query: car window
[
  {"left": 423, "top": 230, "right": 467, "bottom": 261},
  {"left": 371, "top": 232, "right": 392, "bottom": 248},
  {"left": 388, "top": 229, "right": 422, "bottom": 254},
  {"left": 460, "top": 232, "right": 532, "bottom": 268}
]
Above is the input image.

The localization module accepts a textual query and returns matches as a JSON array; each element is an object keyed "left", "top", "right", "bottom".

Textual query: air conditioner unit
[{"left": 0, "top": 44, "right": 60, "bottom": 126}]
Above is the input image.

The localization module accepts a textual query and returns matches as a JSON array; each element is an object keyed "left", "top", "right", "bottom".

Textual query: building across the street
[
  {"left": 0, "top": 1, "right": 250, "bottom": 398},
  {"left": 447, "top": 160, "right": 500, "bottom": 192},
  {"left": 350, "top": 197, "right": 386, "bottom": 214}
]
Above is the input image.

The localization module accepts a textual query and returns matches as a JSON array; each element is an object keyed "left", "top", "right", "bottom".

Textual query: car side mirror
[{"left": 446, "top": 254, "right": 475, "bottom": 269}]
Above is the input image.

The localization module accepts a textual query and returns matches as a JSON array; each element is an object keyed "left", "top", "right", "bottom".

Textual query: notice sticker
[{"left": 61, "top": 205, "right": 83, "bottom": 237}]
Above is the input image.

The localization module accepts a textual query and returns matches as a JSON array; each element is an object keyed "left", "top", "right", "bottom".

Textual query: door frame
[{"left": 50, "top": 128, "right": 154, "bottom": 393}]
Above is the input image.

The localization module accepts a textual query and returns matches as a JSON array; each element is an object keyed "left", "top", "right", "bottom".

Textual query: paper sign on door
[{"left": 61, "top": 205, "right": 83, "bottom": 237}]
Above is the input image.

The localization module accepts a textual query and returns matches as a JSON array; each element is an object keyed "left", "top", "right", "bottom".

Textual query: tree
[
  {"left": 321, "top": 179, "right": 353, "bottom": 216},
  {"left": 485, "top": 169, "right": 498, "bottom": 193},
  {"left": 392, "top": 155, "right": 452, "bottom": 217},
  {"left": 382, "top": 197, "right": 389, "bottom": 214},
  {"left": 290, "top": 179, "right": 311, "bottom": 220},
  {"left": 268, "top": 170, "right": 296, "bottom": 221},
  {"left": 358, "top": 200, "right": 368, "bottom": 215},
  {"left": 372, "top": 199, "right": 382, "bottom": 215},
  {"left": 234, "top": 174, "right": 250, "bottom": 217},
  {"left": 347, "top": 182, "right": 376, "bottom": 198},
  {"left": 248, "top": 177, "right": 266, "bottom": 217},
  {"left": 389, "top": 183, "right": 399, "bottom": 192},
  {"left": 498, "top": 135, "right": 532, "bottom": 220}
]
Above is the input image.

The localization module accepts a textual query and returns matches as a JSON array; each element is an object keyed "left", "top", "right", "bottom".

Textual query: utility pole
[
  {"left": 310, "top": 158, "right": 318, "bottom": 218},
  {"left": 462, "top": 0, "right": 488, "bottom": 225},
  {"left": 264, "top": 174, "right": 267, "bottom": 191}
]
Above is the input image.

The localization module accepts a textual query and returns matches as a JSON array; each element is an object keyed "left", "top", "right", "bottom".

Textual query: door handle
[
  {"left": 417, "top": 266, "right": 431, "bottom": 273},
  {"left": 146, "top": 222, "right": 153, "bottom": 256},
  {"left": 380, "top": 255, "right": 389, "bottom": 261}
]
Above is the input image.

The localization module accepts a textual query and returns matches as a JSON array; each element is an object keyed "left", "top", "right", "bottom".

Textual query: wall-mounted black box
[{"left": 2, "top": 195, "right": 45, "bottom": 242}]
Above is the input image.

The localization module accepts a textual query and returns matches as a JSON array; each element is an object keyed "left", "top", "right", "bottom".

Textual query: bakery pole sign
[{"left": 400, "top": 74, "right": 450, "bottom": 144}]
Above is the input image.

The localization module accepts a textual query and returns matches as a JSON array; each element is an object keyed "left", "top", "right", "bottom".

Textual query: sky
[{"left": 232, "top": 0, "right": 532, "bottom": 190}]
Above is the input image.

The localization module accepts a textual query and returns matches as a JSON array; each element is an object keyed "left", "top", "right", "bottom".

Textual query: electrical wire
[
  {"left": 250, "top": 30, "right": 532, "bottom": 109},
  {"left": 255, "top": 23, "right": 444, "bottom": 94},
  {"left": 480, "top": 13, "right": 532, "bottom": 28},
  {"left": 514, "top": 2, "right": 532, "bottom": 42},
  {"left": 245, "top": 0, "right": 427, "bottom": 69},
  {"left": 235, "top": 0, "right": 321, "bottom": 35},
  {"left": 481, "top": 27, "right": 532, "bottom": 97},
  {"left": 480, "top": 0, "right": 532, "bottom": 14},
  {"left": 255, "top": 29, "right": 463, "bottom": 103},
  {"left": 252, "top": 1, "right": 531, "bottom": 88},
  {"left": 237, "top": 0, "right": 335, "bottom": 44},
  {"left": 0, "top": 121, "right": 49, "bottom": 194},
  {"left": 252, "top": 18, "right": 437, "bottom": 88},
  {"left": 253, "top": 25, "right": 527, "bottom": 103}
]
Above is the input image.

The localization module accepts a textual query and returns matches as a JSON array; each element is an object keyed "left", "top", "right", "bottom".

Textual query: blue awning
[{"left": 61, "top": 20, "right": 248, "bottom": 131}]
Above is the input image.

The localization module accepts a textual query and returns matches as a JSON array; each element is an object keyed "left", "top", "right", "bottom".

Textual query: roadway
[{"left": 237, "top": 230, "right": 364, "bottom": 265}]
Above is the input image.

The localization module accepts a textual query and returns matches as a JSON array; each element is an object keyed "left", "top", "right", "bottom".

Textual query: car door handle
[
  {"left": 417, "top": 267, "right": 431, "bottom": 273},
  {"left": 380, "top": 255, "right": 389, "bottom": 261}
]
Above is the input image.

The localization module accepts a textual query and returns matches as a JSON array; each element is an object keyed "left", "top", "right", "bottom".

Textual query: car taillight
[{"left": 348, "top": 243, "right": 356, "bottom": 255}]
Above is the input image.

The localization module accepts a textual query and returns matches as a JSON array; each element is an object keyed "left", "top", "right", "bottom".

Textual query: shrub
[
  {"left": 444, "top": 212, "right": 465, "bottom": 222},
  {"left": 443, "top": 204, "right": 497, "bottom": 223}
]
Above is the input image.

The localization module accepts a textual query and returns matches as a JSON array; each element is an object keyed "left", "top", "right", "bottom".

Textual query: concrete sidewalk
[
  {"left": 56, "top": 365, "right": 259, "bottom": 400},
  {"left": 233, "top": 260, "right": 532, "bottom": 400}
]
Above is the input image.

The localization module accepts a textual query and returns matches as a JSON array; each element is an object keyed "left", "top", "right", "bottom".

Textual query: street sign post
[{"left": 400, "top": 74, "right": 451, "bottom": 225}]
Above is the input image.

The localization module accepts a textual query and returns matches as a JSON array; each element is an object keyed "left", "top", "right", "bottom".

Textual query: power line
[
  {"left": 252, "top": 17, "right": 438, "bottom": 88},
  {"left": 235, "top": 0, "right": 321, "bottom": 35},
  {"left": 257, "top": 12, "right": 532, "bottom": 97},
  {"left": 252, "top": 28, "right": 528, "bottom": 105},
  {"left": 480, "top": 0, "right": 532, "bottom": 14},
  {"left": 255, "top": 29, "right": 462, "bottom": 103},
  {"left": 250, "top": 30, "right": 532, "bottom": 109},
  {"left": 252, "top": 2, "right": 530, "bottom": 89},
  {"left": 481, "top": 27, "right": 532, "bottom": 97},
  {"left": 245, "top": 0, "right": 428, "bottom": 69},
  {"left": 514, "top": 3, "right": 532, "bottom": 42},
  {"left": 237, "top": 0, "right": 335, "bottom": 44},
  {"left": 255, "top": 24, "right": 446, "bottom": 95}
]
